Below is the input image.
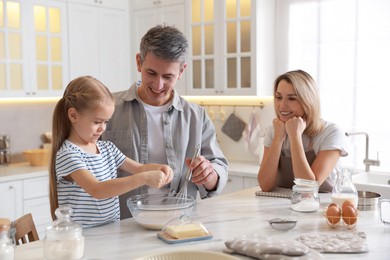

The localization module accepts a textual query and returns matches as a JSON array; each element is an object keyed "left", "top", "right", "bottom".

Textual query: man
[{"left": 102, "top": 24, "right": 228, "bottom": 219}]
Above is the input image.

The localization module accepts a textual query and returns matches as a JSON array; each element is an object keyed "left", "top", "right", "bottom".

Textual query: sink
[{"left": 352, "top": 171, "right": 390, "bottom": 199}]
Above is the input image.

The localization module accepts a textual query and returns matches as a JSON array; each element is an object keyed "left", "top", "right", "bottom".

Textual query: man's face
[{"left": 136, "top": 52, "right": 186, "bottom": 106}]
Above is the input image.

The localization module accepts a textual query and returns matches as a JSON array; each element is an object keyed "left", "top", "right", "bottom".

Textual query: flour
[{"left": 291, "top": 199, "right": 320, "bottom": 212}]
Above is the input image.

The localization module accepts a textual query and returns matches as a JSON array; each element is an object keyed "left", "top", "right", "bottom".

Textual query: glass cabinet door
[
  {"left": 189, "top": 0, "right": 254, "bottom": 95},
  {"left": 0, "top": 0, "right": 67, "bottom": 97},
  {"left": 0, "top": 0, "right": 24, "bottom": 94},
  {"left": 32, "top": 1, "right": 67, "bottom": 95}
]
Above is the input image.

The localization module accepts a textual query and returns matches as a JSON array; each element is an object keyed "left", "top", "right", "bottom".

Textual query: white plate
[{"left": 133, "top": 250, "right": 240, "bottom": 260}]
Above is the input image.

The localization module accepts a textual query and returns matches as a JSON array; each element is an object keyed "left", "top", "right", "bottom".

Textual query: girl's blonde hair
[
  {"left": 273, "top": 70, "right": 324, "bottom": 136},
  {"left": 49, "top": 76, "right": 114, "bottom": 220}
]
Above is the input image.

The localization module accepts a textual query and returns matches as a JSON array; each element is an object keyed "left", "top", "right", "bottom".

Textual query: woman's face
[{"left": 274, "top": 79, "right": 305, "bottom": 122}]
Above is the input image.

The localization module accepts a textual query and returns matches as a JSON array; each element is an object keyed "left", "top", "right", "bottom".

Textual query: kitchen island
[{"left": 14, "top": 187, "right": 389, "bottom": 259}]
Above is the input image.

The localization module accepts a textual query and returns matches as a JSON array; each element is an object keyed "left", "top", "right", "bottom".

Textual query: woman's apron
[{"left": 276, "top": 140, "right": 334, "bottom": 193}]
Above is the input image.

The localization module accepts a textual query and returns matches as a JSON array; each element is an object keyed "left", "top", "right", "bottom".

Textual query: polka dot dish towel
[{"left": 224, "top": 233, "right": 325, "bottom": 259}]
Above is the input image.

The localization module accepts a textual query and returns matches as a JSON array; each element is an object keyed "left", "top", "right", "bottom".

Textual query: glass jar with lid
[
  {"left": 44, "top": 206, "right": 84, "bottom": 260},
  {"left": 291, "top": 179, "right": 320, "bottom": 212},
  {"left": 0, "top": 218, "right": 14, "bottom": 260}
]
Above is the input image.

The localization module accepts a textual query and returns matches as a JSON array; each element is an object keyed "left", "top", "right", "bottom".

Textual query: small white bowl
[{"left": 268, "top": 218, "right": 298, "bottom": 231}]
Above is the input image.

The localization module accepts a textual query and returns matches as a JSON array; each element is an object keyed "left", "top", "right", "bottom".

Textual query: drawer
[
  {"left": 24, "top": 196, "right": 52, "bottom": 238},
  {"left": 23, "top": 177, "right": 49, "bottom": 199}
]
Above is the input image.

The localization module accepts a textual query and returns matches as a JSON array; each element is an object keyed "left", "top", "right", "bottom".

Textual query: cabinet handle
[{"left": 8, "top": 185, "right": 14, "bottom": 190}]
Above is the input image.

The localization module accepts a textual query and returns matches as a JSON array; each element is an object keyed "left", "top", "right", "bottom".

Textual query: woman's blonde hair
[
  {"left": 273, "top": 70, "right": 324, "bottom": 136},
  {"left": 49, "top": 76, "right": 114, "bottom": 220}
]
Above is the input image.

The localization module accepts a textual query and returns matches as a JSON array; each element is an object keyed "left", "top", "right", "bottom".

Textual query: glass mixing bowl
[{"left": 127, "top": 194, "right": 196, "bottom": 230}]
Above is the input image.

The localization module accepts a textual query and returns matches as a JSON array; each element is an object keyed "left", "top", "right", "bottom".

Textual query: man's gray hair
[{"left": 139, "top": 24, "right": 188, "bottom": 66}]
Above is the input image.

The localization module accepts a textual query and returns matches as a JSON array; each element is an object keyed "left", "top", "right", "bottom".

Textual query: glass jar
[
  {"left": 0, "top": 218, "right": 14, "bottom": 260},
  {"left": 291, "top": 184, "right": 320, "bottom": 212},
  {"left": 331, "top": 167, "right": 358, "bottom": 208},
  {"left": 44, "top": 206, "right": 84, "bottom": 260}
]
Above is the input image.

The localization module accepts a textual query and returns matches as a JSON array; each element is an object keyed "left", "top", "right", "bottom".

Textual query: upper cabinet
[
  {"left": 187, "top": 0, "right": 275, "bottom": 96},
  {"left": 0, "top": 0, "right": 68, "bottom": 97},
  {"left": 130, "top": 0, "right": 187, "bottom": 95},
  {"left": 67, "top": 0, "right": 131, "bottom": 92}
]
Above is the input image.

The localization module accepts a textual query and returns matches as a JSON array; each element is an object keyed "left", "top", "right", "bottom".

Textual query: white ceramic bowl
[{"left": 127, "top": 194, "right": 196, "bottom": 230}]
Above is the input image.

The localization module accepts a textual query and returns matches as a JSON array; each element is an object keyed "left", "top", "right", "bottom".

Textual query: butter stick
[{"left": 166, "top": 223, "right": 209, "bottom": 239}]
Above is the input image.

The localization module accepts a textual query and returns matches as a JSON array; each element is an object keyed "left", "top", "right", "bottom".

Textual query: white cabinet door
[
  {"left": 244, "top": 177, "right": 259, "bottom": 189},
  {"left": 68, "top": 2, "right": 131, "bottom": 92},
  {"left": 68, "top": 3, "right": 100, "bottom": 81},
  {"left": 221, "top": 175, "right": 244, "bottom": 195},
  {"left": 23, "top": 176, "right": 50, "bottom": 238},
  {"left": 0, "top": 181, "right": 23, "bottom": 220},
  {"left": 131, "top": 3, "right": 187, "bottom": 94},
  {"left": 0, "top": 0, "right": 68, "bottom": 97},
  {"left": 68, "top": 0, "right": 128, "bottom": 10},
  {"left": 132, "top": 0, "right": 184, "bottom": 10},
  {"left": 24, "top": 196, "right": 51, "bottom": 238}
]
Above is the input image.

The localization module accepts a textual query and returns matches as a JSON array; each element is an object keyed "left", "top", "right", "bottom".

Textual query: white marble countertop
[
  {"left": 0, "top": 163, "right": 48, "bottom": 182},
  {"left": 14, "top": 187, "right": 390, "bottom": 260}
]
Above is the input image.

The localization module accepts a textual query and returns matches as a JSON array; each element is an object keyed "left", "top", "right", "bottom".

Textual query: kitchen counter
[
  {"left": 14, "top": 187, "right": 390, "bottom": 259},
  {"left": 0, "top": 163, "right": 48, "bottom": 181}
]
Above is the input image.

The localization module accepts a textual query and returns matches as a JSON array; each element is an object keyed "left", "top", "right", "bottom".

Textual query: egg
[
  {"left": 342, "top": 205, "right": 358, "bottom": 226},
  {"left": 342, "top": 200, "right": 355, "bottom": 212},
  {"left": 326, "top": 204, "right": 341, "bottom": 225}
]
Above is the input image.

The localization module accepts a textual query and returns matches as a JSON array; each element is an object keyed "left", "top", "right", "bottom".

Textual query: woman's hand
[
  {"left": 273, "top": 118, "right": 286, "bottom": 142},
  {"left": 285, "top": 117, "right": 306, "bottom": 137}
]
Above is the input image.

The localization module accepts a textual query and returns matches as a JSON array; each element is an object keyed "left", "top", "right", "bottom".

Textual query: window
[{"left": 276, "top": 0, "right": 389, "bottom": 171}]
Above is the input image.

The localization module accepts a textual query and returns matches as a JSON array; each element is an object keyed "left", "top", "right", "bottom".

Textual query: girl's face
[
  {"left": 68, "top": 102, "right": 114, "bottom": 146},
  {"left": 136, "top": 52, "right": 185, "bottom": 106},
  {"left": 274, "top": 79, "right": 305, "bottom": 122}
]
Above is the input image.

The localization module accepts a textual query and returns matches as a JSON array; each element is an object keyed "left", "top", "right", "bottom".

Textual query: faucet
[{"left": 345, "top": 132, "right": 380, "bottom": 172}]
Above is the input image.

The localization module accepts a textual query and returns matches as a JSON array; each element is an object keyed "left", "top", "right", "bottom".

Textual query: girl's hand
[
  {"left": 157, "top": 164, "right": 174, "bottom": 184},
  {"left": 273, "top": 118, "right": 286, "bottom": 142},
  {"left": 143, "top": 170, "right": 171, "bottom": 188},
  {"left": 285, "top": 117, "right": 306, "bottom": 137}
]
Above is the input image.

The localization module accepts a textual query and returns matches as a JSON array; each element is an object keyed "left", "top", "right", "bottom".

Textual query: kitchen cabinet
[
  {"left": 222, "top": 175, "right": 258, "bottom": 195},
  {"left": 0, "top": 0, "right": 69, "bottom": 97},
  {"left": 187, "top": 0, "right": 275, "bottom": 96},
  {"left": 22, "top": 176, "right": 51, "bottom": 237},
  {"left": 130, "top": 0, "right": 187, "bottom": 95},
  {"left": 0, "top": 174, "right": 50, "bottom": 238},
  {"left": 0, "top": 180, "right": 23, "bottom": 220},
  {"left": 132, "top": 0, "right": 184, "bottom": 10},
  {"left": 68, "top": 0, "right": 131, "bottom": 93},
  {"left": 67, "top": 0, "right": 128, "bottom": 10}
]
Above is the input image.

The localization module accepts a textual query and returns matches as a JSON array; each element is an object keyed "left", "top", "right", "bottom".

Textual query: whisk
[{"left": 175, "top": 144, "right": 201, "bottom": 204}]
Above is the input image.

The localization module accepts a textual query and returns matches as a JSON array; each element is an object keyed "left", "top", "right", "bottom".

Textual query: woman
[{"left": 257, "top": 70, "right": 347, "bottom": 192}]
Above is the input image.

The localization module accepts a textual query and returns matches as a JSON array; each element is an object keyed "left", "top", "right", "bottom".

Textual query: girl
[
  {"left": 49, "top": 76, "right": 173, "bottom": 227},
  {"left": 257, "top": 70, "right": 348, "bottom": 193}
]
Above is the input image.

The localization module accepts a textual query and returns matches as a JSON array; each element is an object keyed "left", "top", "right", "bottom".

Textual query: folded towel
[
  {"left": 296, "top": 232, "right": 368, "bottom": 253},
  {"left": 224, "top": 233, "right": 325, "bottom": 259},
  {"left": 242, "top": 111, "right": 265, "bottom": 156}
]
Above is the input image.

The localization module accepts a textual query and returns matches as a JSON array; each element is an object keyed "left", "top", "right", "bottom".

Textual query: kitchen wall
[
  {"left": 0, "top": 101, "right": 56, "bottom": 163},
  {"left": 0, "top": 98, "right": 275, "bottom": 165}
]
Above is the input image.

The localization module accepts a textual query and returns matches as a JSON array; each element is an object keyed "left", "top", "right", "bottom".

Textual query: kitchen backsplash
[{"left": 0, "top": 98, "right": 275, "bottom": 165}]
